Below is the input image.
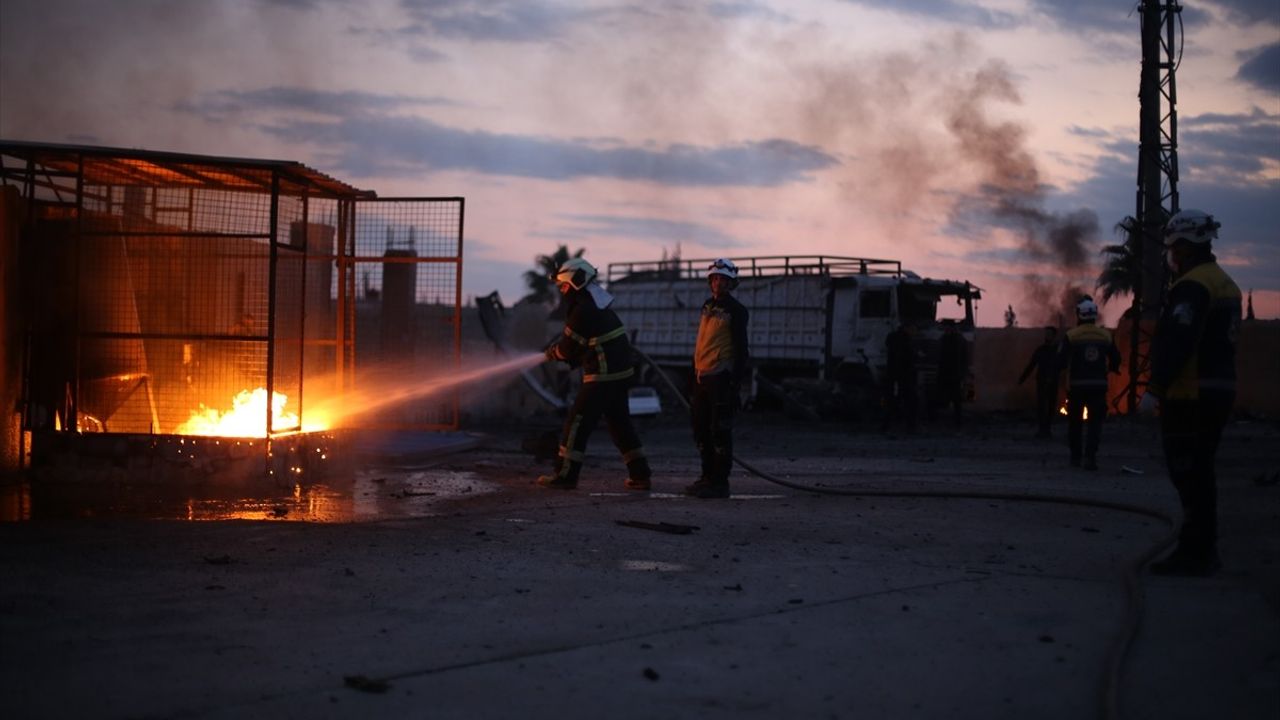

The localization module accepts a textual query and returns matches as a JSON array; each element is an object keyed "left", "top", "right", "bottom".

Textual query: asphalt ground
[{"left": 1, "top": 411, "right": 1277, "bottom": 720}]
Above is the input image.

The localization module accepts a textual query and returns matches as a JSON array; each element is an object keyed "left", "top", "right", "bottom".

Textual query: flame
[
  {"left": 176, "top": 388, "right": 329, "bottom": 437},
  {"left": 1058, "top": 404, "right": 1088, "bottom": 420}
]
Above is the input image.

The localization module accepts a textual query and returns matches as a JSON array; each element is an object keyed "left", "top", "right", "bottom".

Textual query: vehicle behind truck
[{"left": 606, "top": 255, "right": 980, "bottom": 418}]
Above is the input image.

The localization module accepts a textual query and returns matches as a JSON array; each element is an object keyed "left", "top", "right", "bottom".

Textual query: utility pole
[{"left": 1128, "top": 0, "right": 1182, "bottom": 413}]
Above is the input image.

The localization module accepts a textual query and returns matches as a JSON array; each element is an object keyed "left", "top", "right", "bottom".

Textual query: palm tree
[
  {"left": 522, "top": 245, "right": 585, "bottom": 305},
  {"left": 1096, "top": 216, "right": 1141, "bottom": 306}
]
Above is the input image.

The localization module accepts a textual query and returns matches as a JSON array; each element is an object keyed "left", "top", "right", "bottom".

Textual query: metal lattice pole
[{"left": 1128, "top": 0, "right": 1182, "bottom": 413}]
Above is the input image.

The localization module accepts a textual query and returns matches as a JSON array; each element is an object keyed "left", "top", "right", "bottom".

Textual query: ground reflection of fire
[{"left": 176, "top": 388, "right": 330, "bottom": 437}]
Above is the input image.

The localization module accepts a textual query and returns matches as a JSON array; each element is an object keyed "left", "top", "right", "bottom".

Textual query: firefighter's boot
[
  {"left": 684, "top": 479, "right": 729, "bottom": 499},
  {"left": 1150, "top": 548, "right": 1221, "bottom": 576},
  {"left": 537, "top": 460, "right": 580, "bottom": 490},
  {"left": 623, "top": 456, "right": 652, "bottom": 490}
]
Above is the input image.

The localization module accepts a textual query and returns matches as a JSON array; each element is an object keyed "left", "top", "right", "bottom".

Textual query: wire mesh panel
[
  {"left": 348, "top": 198, "right": 464, "bottom": 430},
  {"left": 0, "top": 143, "right": 470, "bottom": 477},
  {"left": 0, "top": 146, "right": 362, "bottom": 445},
  {"left": 77, "top": 170, "right": 278, "bottom": 435}
]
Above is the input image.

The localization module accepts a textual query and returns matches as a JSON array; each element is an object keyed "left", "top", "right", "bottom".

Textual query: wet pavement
[{"left": 1, "top": 413, "right": 1277, "bottom": 719}]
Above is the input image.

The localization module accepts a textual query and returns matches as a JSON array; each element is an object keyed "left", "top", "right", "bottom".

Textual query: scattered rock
[{"left": 343, "top": 675, "right": 390, "bottom": 693}]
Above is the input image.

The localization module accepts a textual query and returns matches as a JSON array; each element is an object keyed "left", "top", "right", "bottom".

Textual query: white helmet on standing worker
[
  {"left": 1164, "top": 209, "right": 1220, "bottom": 246},
  {"left": 1076, "top": 296, "right": 1098, "bottom": 323},
  {"left": 554, "top": 257, "right": 597, "bottom": 291},
  {"left": 707, "top": 258, "right": 739, "bottom": 288}
]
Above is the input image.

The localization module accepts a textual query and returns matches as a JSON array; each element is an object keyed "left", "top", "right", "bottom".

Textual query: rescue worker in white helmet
[
  {"left": 1139, "top": 209, "right": 1240, "bottom": 576},
  {"left": 1056, "top": 295, "right": 1120, "bottom": 470},
  {"left": 539, "top": 257, "right": 652, "bottom": 491},
  {"left": 685, "top": 258, "right": 751, "bottom": 499}
]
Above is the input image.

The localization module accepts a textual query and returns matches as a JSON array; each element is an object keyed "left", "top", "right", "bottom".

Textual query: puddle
[{"left": 0, "top": 468, "right": 495, "bottom": 523}]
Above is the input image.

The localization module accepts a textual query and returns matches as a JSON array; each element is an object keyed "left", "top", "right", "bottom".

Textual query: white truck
[{"left": 606, "top": 255, "right": 980, "bottom": 418}]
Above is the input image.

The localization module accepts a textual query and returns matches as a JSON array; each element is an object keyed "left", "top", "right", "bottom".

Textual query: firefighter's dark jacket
[
  {"left": 1058, "top": 322, "right": 1120, "bottom": 390},
  {"left": 1149, "top": 260, "right": 1241, "bottom": 401},
  {"left": 693, "top": 294, "right": 750, "bottom": 383},
  {"left": 547, "top": 288, "right": 635, "bottom": 383}
]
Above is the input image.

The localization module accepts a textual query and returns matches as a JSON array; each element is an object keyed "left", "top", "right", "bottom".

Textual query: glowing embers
[{"left": 177, "top": 388, "right": 330, "bottom": 437}]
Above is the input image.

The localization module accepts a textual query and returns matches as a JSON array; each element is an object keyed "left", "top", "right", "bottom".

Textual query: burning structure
[{"left": 0, "top": 141, "right": 464, "bottom": 481}]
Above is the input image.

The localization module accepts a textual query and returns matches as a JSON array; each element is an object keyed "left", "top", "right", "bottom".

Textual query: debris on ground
[
  {"left": 615, "top": 520, "right": 700, "bottom": 535},
  {"left": 343, "top": 675, "right": 391, "bottom": 693}
]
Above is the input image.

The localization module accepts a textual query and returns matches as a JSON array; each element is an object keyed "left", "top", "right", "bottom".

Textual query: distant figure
[
  {"left": 933, "top": 320, "right": 968, "bottom": 425},
  {"left": 880, "top": 323, "right": 918, "bottom": 434},
  {"left": 685, "top": 258, "right": 750, "bottom": 500},
  {"left": 1140, "top": 209, "right": 1240, "bottom": 576},
  {"left": 1057, "top": 297, "right": 1121, "bottom": 471},
  {"left": 1018, "top": 326, "right": 1061, "bottom": 439},
  {"left": 538, "top": 258, "right": 652, "bottom": 491}
]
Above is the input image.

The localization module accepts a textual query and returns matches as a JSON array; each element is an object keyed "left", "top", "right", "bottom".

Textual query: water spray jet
[{"left": 314, "top": 353, "right": 548, "bottom": 428}]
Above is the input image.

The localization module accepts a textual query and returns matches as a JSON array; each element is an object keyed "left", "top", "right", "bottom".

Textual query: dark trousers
[
  {"left": 691, "top": 373, "right": 737, "bottom": 485},
  {"left": 932, "top": 376, "right": 964, "bottom": 424},
  {"left": 1066, "top": 387, "right": 1107, "bottom": 460},
  {"left": 1161, "top": 394, "right": 1232, "bottom": 559},
  {"left": 552, "top": 380, "right": 649, "bottom": 484},
  {"left": 881, "top": 372, "right": 917, "bottom": 432},
  {"left": 1035, "top": 380, "right": 1059, "bottom": 437}
]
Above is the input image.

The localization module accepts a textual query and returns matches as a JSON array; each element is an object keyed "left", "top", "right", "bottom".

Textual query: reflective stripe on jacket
[{"left": 548, "top": 290, "right": 635, "bottom": 383}]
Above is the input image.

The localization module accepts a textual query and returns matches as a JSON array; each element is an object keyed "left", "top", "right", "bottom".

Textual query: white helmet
[
  {"left": 1076, "top": 297, "right": 1098, "bottom": 322},
  {"left": 707, "top": 258, "right": 739, "bottom": 284},
  {"left": 554, "top": 257, "right": 597, "bottom": 290},
  {"left": 1164, "top": 209, "right": 1220, "bottom": 246}
]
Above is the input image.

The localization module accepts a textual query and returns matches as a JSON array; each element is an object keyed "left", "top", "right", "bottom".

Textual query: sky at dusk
[{"left": 2, "top": 0, "right": 1277, "bottom": 326}]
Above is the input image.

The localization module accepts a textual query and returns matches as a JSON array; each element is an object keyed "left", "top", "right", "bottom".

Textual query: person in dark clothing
[
  {"left": 933, "top": 320, "right": 968, "bottom": 425},
  {"left": 685, "top": 258, "right": 751, "bottom": 499},
  {"left": 1018, "top": 326, "right": 1061, "bottom": 439},
  {"left": 880, "top": 323, "right": 919, "bottom": 434},
  {"left": 538, "top": 258, "right": 651, "bottom": 491},
  {"left": 1057, "top": 297, "right": 1121, "bottom": 471},
  {"left": 1139, "top": 209, "right": 1240, "bottom": 577}
]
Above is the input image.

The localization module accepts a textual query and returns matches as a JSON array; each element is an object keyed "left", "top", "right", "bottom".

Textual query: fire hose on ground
[{"left": 634, "top": 347, "right": 1179, "bottom": 720}]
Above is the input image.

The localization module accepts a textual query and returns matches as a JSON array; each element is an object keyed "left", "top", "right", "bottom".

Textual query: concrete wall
[{"left": 971, "top": 322, "right": 1280, "bottom": 419}]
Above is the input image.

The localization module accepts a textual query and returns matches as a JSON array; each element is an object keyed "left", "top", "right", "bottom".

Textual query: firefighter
[
  {"left": 1018, "top": 326, "right": 1061, "bottom": 439},
  {"left": 1139, "top": 209, "right": 1240, "bottom": 576},
  {"left": 1057, "top": 296, "right": 1120, "bottom": 470},
  {"left": 538, "top": 258, "right": 651, "bottom": 491},
  {"left": 933, "top": 319, "right": 968, "bottom": 426},
  {"left": 880, "top": 322, "right": 919, "bottom": 434},
  {"left": 685, "top": 258, "right": 751, "bottom": 499}
]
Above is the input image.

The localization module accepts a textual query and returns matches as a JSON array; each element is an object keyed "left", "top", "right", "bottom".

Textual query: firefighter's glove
[
  {"left": 544, "top": 346, "right": 558, "bottom": 363},
  {"left": 1136, "top": 392, "right": 1158, "bottom": 415}
]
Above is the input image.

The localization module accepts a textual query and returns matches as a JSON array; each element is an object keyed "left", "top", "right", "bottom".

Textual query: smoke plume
[{"left": 944, "top": 60, "right": 1099, "bottom": 327}]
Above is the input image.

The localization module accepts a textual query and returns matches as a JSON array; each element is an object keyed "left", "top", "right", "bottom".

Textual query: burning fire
[
  {"left": 1058, "top": 404, "right": 1089, "bottom": 420},
  {"left": 177, "top": 388, "right": 329, "bottom": 437}
]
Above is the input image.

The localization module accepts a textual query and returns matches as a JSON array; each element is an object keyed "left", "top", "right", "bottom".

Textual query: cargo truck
[{"left": 606, "top": 255, "right": 981, "bottom": 419}]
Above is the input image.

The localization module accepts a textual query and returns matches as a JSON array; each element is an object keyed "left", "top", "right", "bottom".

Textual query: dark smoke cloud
[
  {"left": 1236, "top": 42, "right": 1280, "bottom": 93},
  {"left": 944, "top": 60, "right": 1100, "bottom": 326}
]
